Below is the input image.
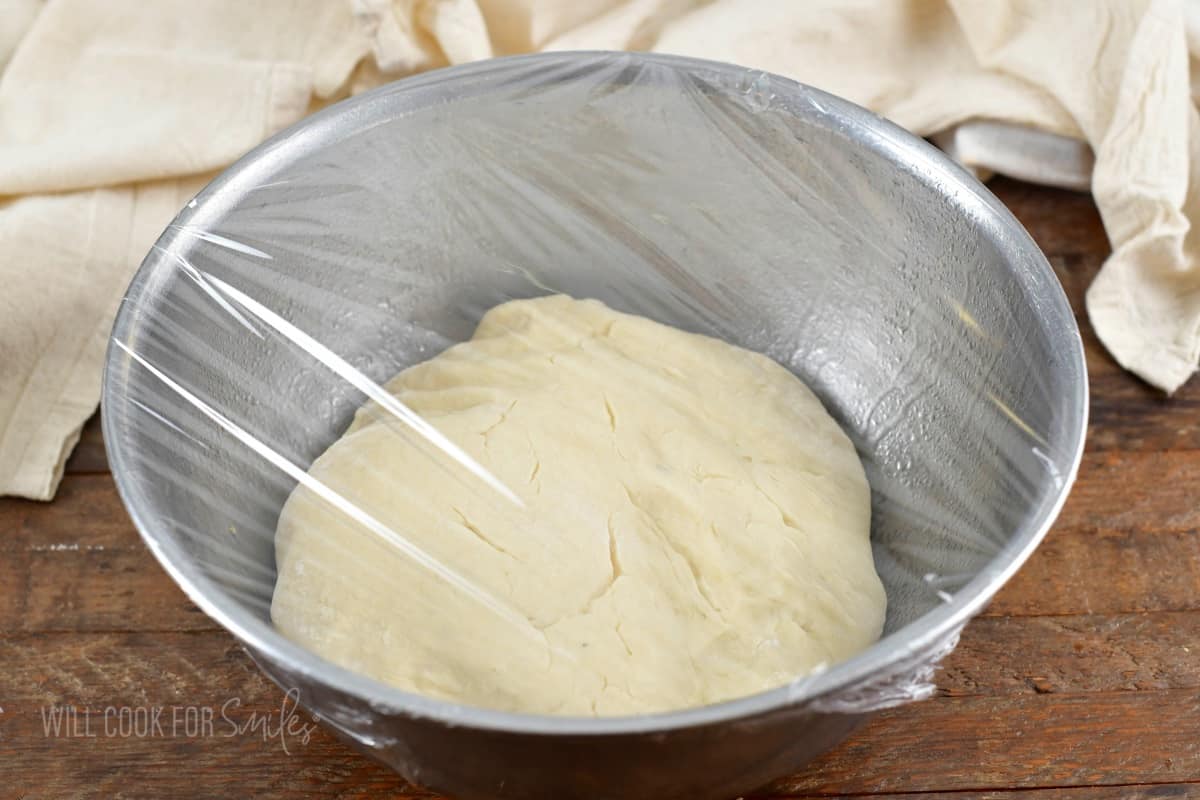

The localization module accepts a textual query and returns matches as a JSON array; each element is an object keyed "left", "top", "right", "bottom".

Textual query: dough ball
[{"left": 271, "top": 295, "right": 885, "bottom": 715}]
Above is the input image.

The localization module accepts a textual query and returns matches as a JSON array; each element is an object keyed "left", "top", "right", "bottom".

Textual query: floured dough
[{"left": 271, "top": 295, "right": 885, "bottom": 715}]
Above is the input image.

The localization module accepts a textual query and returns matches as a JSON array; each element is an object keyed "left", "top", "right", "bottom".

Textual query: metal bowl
[{"left": 102, "top": 52, "right": 1087, "bottom": 799}]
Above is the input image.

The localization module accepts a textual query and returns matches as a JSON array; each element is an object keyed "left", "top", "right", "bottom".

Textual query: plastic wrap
[{"left": 103, "top": 52, "right": 1087, "bottom": 727}]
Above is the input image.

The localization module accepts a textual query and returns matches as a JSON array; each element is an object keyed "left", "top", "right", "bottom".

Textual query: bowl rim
[{"left": 102, "top": 50, "right": 1089, "bottom": 736}]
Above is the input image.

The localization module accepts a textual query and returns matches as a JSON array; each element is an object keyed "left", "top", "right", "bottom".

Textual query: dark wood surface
[{"left": 2, "top": 178, "right": 1199, "bottom": 799}]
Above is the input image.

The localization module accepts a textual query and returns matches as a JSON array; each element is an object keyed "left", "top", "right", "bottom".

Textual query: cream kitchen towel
[{"left": 2, "top": 0, "right": 1197, "bottom": 500}]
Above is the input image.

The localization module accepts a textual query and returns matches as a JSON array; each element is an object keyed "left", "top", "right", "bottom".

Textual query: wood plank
[
  {"left": 4, "top": 607, "right": 1197, "bottom": 711},
  {"left": 0, "top": 712, "right": 424, "bottom": 799},
  {"left": 4, "top": 575, "right": 212, "bottom": 634},
  {"left": 0, "top": 632, "right": 270, "bottom": 709},
  {"left": 0, "top": 554, "right": 28, "bottom": 633},
  {"left": 2, "top": 617, "right": 1041, "bottom": 800},
  {"left": 1084, "top": 342, "right": 1200, "bottom": 452},
  {"left": 4, "top": 684, "right": 1199, "bottom": 798},
  {"left": 0, "top": 630, "right": 422, "bottom": 795},
  {"left": 63, "top": 413, "right": 108, "bottom": 474},
  {"left": 989, "top": 447, "right": 1200, "bottom": 617},
  {"left": 987, "top": 527, "right": 1200, "bottom": 617},
  {"left": 1055, "top": 450, "right": 1200, "bottom": 534},
  {"left": 0, "top": 479, "right": 219, "bottom": 632},
  {"left": 2, "top": 473, "right": 140, "bottom": 551},
  {"left": 0, "top": 474, "right": 220, "bottom": 632},
  {"left": 939, "top": 613, "right": 1200, "bottom": 696},
  {"left": 767, "top": 689, "right": 1200, "bottom": 796},
  {"left": 0, "top": 475, "right": 218, "bottom": 632},
  {"left": 14, "top": 547, "right": 219, "bottom": 632}
]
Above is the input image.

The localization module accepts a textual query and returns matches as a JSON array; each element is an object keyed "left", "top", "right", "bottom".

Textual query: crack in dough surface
[{"left": 271, "top": 295, "right": 886, "bottom": 715}]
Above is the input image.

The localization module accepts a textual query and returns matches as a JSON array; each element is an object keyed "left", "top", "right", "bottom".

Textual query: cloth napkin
[{"left": 2, "top": 0, "right": 1198, "bottom": 500}]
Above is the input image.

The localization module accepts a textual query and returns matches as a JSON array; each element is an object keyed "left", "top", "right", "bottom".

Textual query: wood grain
[
  {"left": 0, "top": 633, "right": 269, "bottom": 708},
  {"left": 1057, "top": 451, "right": 1200, "bottom": 534},
  {"left": 0, "top": 473, "right": 130, "bottom": 549},
  {"left": 767, "top": 689, "right": 1200, "bottom": 796},
  {"left": 988, "top": 526, "right": 1200, "bottom": 617},
  {"left": 1, "top": 715, "right": 424, "bottom": 800},
  {"left": 5, "top": 680, "right": 1200, "bottom": 798},
  {"left": 0, "top": 474, "right": 219, "bottom": 632},
  {"left": 7, "top": 546, "right": 216, "bottom": 632},
  {"left": 939, "top": 613, "right": 1200, "bottom": 696},
  {"left": 62, "top": 414, "right": 108, "bottom": 475},
  {"left": 3, "top": 609, "right": 1197, "bottom": 710}
]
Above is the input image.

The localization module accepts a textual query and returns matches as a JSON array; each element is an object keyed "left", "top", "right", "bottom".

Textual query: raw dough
[{"left": 271, "top": 295, "right": 885, "bottom": 715}]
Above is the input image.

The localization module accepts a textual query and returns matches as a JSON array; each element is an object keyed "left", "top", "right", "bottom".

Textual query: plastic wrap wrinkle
[
  {"left": 804, "top": 624, "right": 964, "bottom": 713},
  {"left": 103, "top": 53, "right": 1086, "bottom": 723},
  {"left": 112, "top": 338, "right": 548, "bottom": 648},
  {"left": 115, "top": 267, "right": 1013, "bottom": 714}
]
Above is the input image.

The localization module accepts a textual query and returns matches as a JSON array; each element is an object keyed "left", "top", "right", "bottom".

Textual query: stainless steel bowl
[{"left": 103, "top": 52, "right": 1087, "bottom": 799}]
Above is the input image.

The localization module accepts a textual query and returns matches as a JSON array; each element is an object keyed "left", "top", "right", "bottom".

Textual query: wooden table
[{"left": 2, "top": 179, "right": 1198, "bottom": 799}]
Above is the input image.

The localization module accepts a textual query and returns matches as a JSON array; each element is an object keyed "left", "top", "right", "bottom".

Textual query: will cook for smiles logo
[{"left": 28, "top": 688, "right": 320, "bottom": 754}]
